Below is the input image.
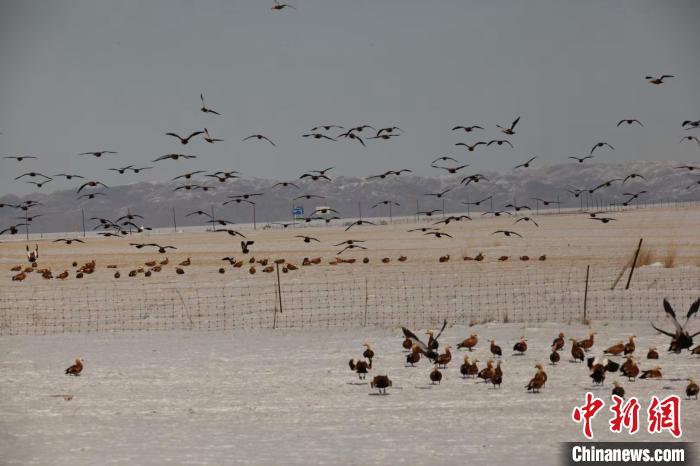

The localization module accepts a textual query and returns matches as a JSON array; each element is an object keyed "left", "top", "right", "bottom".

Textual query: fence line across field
[{"left": 1, "top": 264, "right": 699, "bottom": 335}]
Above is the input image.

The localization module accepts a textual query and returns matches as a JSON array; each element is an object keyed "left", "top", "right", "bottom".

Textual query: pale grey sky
[{"left": 1, "top": 0, "right": 699, "bottom": 196}]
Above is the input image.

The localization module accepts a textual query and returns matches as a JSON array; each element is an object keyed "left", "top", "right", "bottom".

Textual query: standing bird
[
  {"left": 457, "top": 334, "right": 478, "bottom": 351},
  {"left": 589, "top": 359, "right": 608, "bottom": 385},
  {"left": 370, "top": 375, "right": 392, "bottom": 395},
  {"left": 526, "top": 364, "right": 547, "bottom": 393},
  {"left": 513, "top": 337, "right": 528, "bottom": 355},
  {"left": 624, "top": 336, "right": 636, "bottom": 355},
  {"left": 402, "top": 336, "right": 413, "bottom": 351},
  {"left": 612, "top": 381, "right": 625, "bottom": 398},
  {"left": 478, "top": 359, "right": 495, "bottom": 383},
  {"left": 571, "top": 338, "right": 585, "bottom": 363},
  {"left": 490, "top": 340, "right": 502, "bottom": 358},
  {"left": 436, "top": 346, "right": 452, "bottom": 368},
  {"left": 406, "top": 345, "right": 421, "bottom": 366},
  {"left": 362, "top": 343, "right": 375, "bottom": 364},
  {"left": 64, "top": 358, "right": 83, "bottom": 376},
  {"left": 492, "top": 361, "right": 503, "bottom": 388},
  {"left": 549, "top": 348, "right": 560, "bottom": 365},
  {"left": 687, "top": 378, "right": 699, "bottom": 400},
  {"left": 349, "top": 358, "right": 371, "bottom": 380},
  {"left": 647, "top": 347, "right": 659, "bottom": 359},
  {"left": 429, "top": 365, "right": 443, "bottom": 384},
  {"left": 579, "top": 332, "right": 596, "bottom": 352},
  {"left": 620, "top": 356, "right": 640, "bottom": 381},
  {"left": 552, "top": 332, "right": 565, "bottom": 351}
]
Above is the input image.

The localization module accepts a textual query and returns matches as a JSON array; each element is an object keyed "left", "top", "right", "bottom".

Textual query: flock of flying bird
[
  {"left": 2, "top": 74, "right": 699, "bottom": 248},
  {"left": 346, "top": 298, "right": 699, "bottom": 398}
]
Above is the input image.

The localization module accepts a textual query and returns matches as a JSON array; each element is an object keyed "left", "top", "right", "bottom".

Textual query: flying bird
[
  {"left": 166, "top": 131, "right": 204, "bottom": 145},
  {"left": 589, "top": 217, "right": 616, "bottom": 224},
  {"left": 272, "top": 181, "right": 300, "bottom": 189},
  {"left": 432, "top": 164, "right": 469, "bottom": 174},
  {"left": 463, "top": 195, "right": 493, "bottom": 206},
  {"left": 492, "top": 230, "right": 522, "bottom": 238},
  {"left": 203, "top": 128, "right": 223, "bottom": 144},
  {"left": 310, "top": 125, "right": 343, "bottom": 131},
  {"left": 294, "top": 194, "right": 325, "bottom": 200},
  {"left": 172, "top": 170, "right": 205, "bottom": 180},
  {"left": 569, "top": 155, "right": 594, "bottom": 163},
  {"left": 15, "top": 172, "right": 51, "bottom": 180},
  {"left": 345, "top": 219, "right": 376, "bottom": 231},
  {"left": 513, "top": 156, "right": 536, "bottom": 169},
  {"left": 432, "top": 155, "right": 460, "bottom": 164},
  {"left": 424, "top": 188, "right": 452, "bottom": 198},
  {"left": 53, "top": 173, "right": 84, "bottom": 180},
  {"left": 424, "top": 231, "right": 453, "bottom": 239},
  {"left": 487, "top": 139, "right": 514, "bottom": 148},
  {"left": 372, "top": 200, "right": 400, "bottom": 208},
  {"left": 590, "top": 142, "right": 614, "bottom": 155},
  {"left": 455, "top": 141, "right": 487, "bottom": 152},
  {"left": 243, "top": 134, "right": 276, "bottom": 146},
  {"left": 302, "top": 133, "right": 336, "bottom": 141},
  {"left": 3, "top": 155, "right": 37, "bottom": 161},
  {"left": 461, "top": 174, "right": 489, "bottom": 185},
  {"left": 529, "top": 198, "right": 559, "bottom": 206},
  {"left": 617, "top": 119, "right": 643, "bottom": 127},
  {"left": 300, "top": 173, "right": 331, "bottom": 181},
  {"left": 337, "top": 131, "right": 365, "bottom": 146},
  {"left": 53, "top": 238, "right": 85, "bottom": 245},
  {"left": 515, "top": 217, "right": 539, "bottom": 227},
  {"left": 496, "top": 116, "right": 520, "bottom": 135},
  {"left": 680, "top": 136, "right": 700, "bottom": 146},
  {"left": 153, "top": 154, "right": 197, "bottom": 162},
  {"left": 108, "top": 165, "right": 134, "bottom": 174},
  {"left": 271, "top": 0, "right": 296, "bottom": 10},
  {"left": 645, "top": 74, "right": 673, "bottom": 85},
  {"left": 452, "top": 125, "right": 484, "bottom": 132},
  {"left": 200, "top": 93, "right": 221, "bottom": 115},
  {"left": 682, "top": 120, "right": 699, "bottom": 129},
  {"left": 295, "top": 235, "right": 320, "bottom": 243},
  {"left": 623, "top": 174, "right": 648, "bottom": 183},
  {"left": 79, "top": 150, "right": 117, "bottom": 157},
  {"left": 77, "top": 181, "right": 108, "bottom": 193},
  {"left": 240, "top": 240, "right": 254, "bottom": 254},
  {"left": 26, "top": 179, "right": 53, "bottom": 188}
]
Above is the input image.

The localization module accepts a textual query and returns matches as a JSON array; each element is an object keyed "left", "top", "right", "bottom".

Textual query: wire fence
[{"left": 1, "top": 263, "right": 699, "bottom": 335}]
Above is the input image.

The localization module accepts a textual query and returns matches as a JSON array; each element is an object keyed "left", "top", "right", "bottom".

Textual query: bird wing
[
  {"left": 402, "top": 327, "right": 429, "bottom": 353},
  {"left": 510, "top": 116, "right": 520, "bottom": 130},
  {"left": 663, "top": 299, "right": 683, "bottom": 334}
]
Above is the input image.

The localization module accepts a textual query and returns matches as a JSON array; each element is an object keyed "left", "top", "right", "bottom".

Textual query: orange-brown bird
[{"left": 64, "top": 358, "right": 83, "bottom": 376}]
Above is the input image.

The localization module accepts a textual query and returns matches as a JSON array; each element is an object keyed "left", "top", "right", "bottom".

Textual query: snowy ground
[{"left": 1, "top": 321, "right": 698, "bottom": 465}]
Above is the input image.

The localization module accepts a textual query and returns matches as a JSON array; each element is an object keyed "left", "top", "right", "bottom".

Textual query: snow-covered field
[
  {"left": 1, "top": 205, "right": 699, "bottom": 465},
  {"left": 0, "top": 322, "right": 698, "bottom": 465}
]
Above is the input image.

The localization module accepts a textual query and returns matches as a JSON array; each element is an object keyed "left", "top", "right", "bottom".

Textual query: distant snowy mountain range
[{"left": 1, "top": 161, "right": 699, "bottom": 233}]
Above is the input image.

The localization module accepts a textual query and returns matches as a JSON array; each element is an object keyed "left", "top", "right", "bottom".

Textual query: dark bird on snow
[{"left": 370, "top": 375, "right": 392, "bottom": 394}]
